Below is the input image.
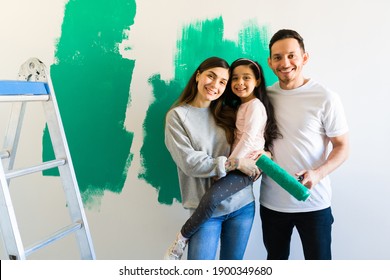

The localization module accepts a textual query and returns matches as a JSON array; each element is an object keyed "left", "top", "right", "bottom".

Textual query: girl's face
[
  {"left": 231, "top": 65, "right": 260, "bottom": 103},
  {"left": 193, "top": 67, "right": 229, "bottom": 107}
]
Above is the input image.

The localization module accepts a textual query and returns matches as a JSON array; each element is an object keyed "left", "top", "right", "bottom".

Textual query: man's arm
[{"left": 297, "top": 132, "right": 350, "bottom": 189}]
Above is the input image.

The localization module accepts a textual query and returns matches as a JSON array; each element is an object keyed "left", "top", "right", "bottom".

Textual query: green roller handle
[{"left": 256, "top": 155, "right": 310, "bottom": 201}]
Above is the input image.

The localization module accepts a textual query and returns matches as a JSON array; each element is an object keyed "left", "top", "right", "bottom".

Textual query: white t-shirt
[{"left": 260, "top": 79, "right": 349, "bottom": 212}]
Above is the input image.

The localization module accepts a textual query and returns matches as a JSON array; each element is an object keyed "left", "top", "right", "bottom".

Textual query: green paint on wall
[
  {"left": 138, "top": 17, "right": 276, "bottom": 205},
  {"left": 44, "top": 0, "right": 136, "bottom": 206}
]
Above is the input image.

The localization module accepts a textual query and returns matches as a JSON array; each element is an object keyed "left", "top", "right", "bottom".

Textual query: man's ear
[{"left": 302, "top": 52, "right": 309, "bottom": 65}]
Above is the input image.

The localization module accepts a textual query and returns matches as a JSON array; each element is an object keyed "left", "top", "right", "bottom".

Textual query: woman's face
[{"left": 195, "top": 67, "right": 229, "bottom": 106}]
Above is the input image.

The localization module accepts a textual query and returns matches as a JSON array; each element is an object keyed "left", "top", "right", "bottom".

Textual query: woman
[{"left": 164, "top": 57, "right": 260, "bottom": 260}]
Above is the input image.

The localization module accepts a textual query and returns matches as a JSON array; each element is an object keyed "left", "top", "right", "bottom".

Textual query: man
[{"left": 260, "top": 29, "right": 349, "bottom": 260}]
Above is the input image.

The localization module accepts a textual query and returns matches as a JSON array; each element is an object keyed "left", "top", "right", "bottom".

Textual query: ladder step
[
  {"left": 0, "top": 150, "right": 10, "bottom": 159},
  {"left": 0, "top": 80, "right": 49, "bottom": 95},
  {"left": 0, "top": 95, "right": 49, "bottom": 102},
  {"left": 24, "top": 221, "right": 83, "bottom": 257},
  {"left": 0, "top": 80, "right": 49, "bottom": 102},
  {"left": 5, "top": 159, "right": 66, "bottom": 179}
]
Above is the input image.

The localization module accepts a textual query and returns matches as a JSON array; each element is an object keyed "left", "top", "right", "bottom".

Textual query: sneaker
[{"left": 163, "top": 234, "right": 188, "bottom": 260}]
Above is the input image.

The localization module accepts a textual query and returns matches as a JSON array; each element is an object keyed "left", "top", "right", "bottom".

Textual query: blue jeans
[
  {"left": 187, "top": 201, "right": 255, "bottom": 260},
  {"left": 260, "top": 205, "right": 334, "bottom": 260}
]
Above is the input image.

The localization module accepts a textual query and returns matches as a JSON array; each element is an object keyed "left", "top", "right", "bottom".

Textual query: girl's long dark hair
[{"left": 224, "top": 58, "right": 281, "bottom": 151}]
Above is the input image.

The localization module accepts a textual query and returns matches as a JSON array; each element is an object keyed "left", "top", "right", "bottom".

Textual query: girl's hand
[
  {"left": 237, "top": 158, "right": 261, "bottom": 179},
  {"left": 246, "top": 149, "right": 272, "bottom": 161}
]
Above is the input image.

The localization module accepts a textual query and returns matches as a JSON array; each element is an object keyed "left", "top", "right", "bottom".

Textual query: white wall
[{"left": 0, "top": 0, "right": 389, "bottom": 260}]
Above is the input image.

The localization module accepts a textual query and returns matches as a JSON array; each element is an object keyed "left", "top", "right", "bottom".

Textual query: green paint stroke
[
  {"left": 43, "top": 0, "right": 136, "bottom": 206},
  {"left": 138, "top": 17, "right": 276, "bottom": 205}
]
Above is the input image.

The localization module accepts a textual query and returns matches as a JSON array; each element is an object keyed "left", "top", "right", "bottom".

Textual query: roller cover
[{"left": 256, "top": 155, "right": 310, "bottom": 201}]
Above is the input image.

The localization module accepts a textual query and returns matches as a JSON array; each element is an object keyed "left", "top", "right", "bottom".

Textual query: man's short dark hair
[{"left": 269, "top": 29, "right": 305, "bottom": 55}]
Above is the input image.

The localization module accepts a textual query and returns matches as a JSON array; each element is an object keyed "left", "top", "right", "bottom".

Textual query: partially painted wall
[
  {"left": 1, "top": 0, "right": 390, "bottom": 260},
  {"left": 46, "top": 2, "right": 275, "bottom": 207},
  {"left": 43, "top": 0, "right": 136, "bottom": 207}
]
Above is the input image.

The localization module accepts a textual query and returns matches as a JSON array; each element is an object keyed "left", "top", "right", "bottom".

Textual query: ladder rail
[
  {"left": 1, "top": 102, "right": 26, "bottom": 178},
  {"left": 0, "top": 160, "right": 26, "bottom": 260},
  {"left": 43, "top": 77, "right": 96, "bottom": 260}
]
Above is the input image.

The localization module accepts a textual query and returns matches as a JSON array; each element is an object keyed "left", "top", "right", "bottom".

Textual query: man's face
[{"left": 268, "top": 38, "right": 308, "bottom": 90}]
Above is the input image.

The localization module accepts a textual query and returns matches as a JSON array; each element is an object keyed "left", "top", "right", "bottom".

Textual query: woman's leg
[
  {"left": 181, "top": 170, "right": 252, "bottom": 238},
  {"left": 187, "top": 215, "right": 223, "bottom": 260},
  {"left": 219, "top": 201, "right": 255, "bottom": 260}
]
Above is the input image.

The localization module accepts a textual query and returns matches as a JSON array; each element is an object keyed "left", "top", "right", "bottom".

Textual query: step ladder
[{"left": 0, "top": 58, "right": 95, "bottom": 260}]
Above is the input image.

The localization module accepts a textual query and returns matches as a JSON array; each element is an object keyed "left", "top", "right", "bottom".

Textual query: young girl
[
  {"left": 164, "top": 58, "right": 280, "bottom": 260},
  {"left": 164, "top": 57, "right": 261, "bottom": 260}
]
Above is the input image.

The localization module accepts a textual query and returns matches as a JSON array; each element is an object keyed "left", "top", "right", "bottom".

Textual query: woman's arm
[{"left": 165, "top": 109, "right": 228, "bottom": 179}]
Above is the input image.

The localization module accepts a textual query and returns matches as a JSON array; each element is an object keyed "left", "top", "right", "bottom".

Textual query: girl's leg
[{"left": 181, "top": 170, "right": 252, "bottom": 238}]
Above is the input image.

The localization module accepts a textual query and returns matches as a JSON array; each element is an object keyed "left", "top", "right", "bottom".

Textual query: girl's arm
[
  {"left": 229, "top": 100, "right": 267, "bottom": 160},
  {"left": 247, "top": 149, "right": 272, "bottom": 161},
  {"left": 225, "top": 157, "right": 261, "bottom": 179}
]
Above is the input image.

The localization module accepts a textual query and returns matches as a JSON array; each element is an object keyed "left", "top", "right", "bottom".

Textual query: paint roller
[{"left": 256, "top": 155, "right": 310, "bottom": 201}]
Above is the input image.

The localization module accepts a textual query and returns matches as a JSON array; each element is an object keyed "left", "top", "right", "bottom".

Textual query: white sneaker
[{"left": 163, "top": 234, "right": 188, "bottom": 260}]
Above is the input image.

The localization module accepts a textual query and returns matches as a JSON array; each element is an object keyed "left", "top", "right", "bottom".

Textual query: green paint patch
[
  {"left": 44, "top": 0, "right": 136, "bottom": 206},
  {"left": 138, "top": 17, "right": 276, "bottom": 205}
]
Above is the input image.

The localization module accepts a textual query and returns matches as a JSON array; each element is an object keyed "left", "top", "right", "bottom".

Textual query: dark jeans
[
  {"left": 260, "top": 205, "right": 334, "bottom": 260},
  {"left": 181, "top": 170, "right": 252, "bottom": 238}
]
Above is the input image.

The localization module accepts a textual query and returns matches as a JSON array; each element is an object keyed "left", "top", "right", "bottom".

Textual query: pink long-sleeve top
[{"left": 229, "top": 98, "right": 267, "bottom": 160}]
